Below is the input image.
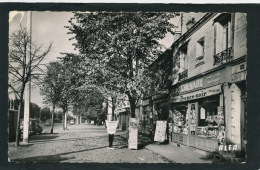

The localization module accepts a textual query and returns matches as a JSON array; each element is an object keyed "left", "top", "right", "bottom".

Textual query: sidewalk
[
  {"left": 145, "top": 142, "right": 221, "bottom": 163},
  {"left": 118, "top": 132, "right": 221, "bottom": 164}
]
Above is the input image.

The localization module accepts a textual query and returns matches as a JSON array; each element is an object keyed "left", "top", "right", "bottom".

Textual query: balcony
[
  {"left": 178, "top": 69, "right": 188, "bottom": 81},
  {"left": 213, "top": 47, "right": 233, "bottom": 65}
]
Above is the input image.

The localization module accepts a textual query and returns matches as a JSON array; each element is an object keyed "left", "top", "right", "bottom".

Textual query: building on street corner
[{"left": 138, "top": 12, "right": 247, "bottom": 162}]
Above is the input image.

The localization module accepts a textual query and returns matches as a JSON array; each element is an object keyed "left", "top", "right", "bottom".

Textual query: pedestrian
[{"left": 106, "top": 117, "right": 119, "bottom": 150}]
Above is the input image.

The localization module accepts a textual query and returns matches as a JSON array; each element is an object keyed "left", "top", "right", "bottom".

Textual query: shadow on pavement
[
  {"left": 29, "top": 135, "right": 107, "bottom": 144},
  {"left": 29, "top": 133, "right": 60, "bottom": 141},
  {"left": 10, "top": 144, "right": 126, "bottom": 163}
]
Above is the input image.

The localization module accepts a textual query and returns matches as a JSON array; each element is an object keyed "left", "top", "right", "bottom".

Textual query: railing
[
  {"left": 213, "top": 47, "right": 233, "bottom": 65},
  {"left": 178, "top": 69, "right": 188, "bottom": 81}
]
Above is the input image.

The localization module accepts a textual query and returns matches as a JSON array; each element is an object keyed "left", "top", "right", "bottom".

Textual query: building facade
[
  {"left": 138, "top": 12, "right": 247, "bottom": 161},
  {"left": 168, "top": 13, "right": 247, "bottom": 160}
]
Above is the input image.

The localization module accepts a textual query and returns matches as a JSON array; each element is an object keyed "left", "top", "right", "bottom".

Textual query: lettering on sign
[
  {"left": 179, "top": 79, "right": 203, "bottom": 93},
  {"left": 154, "top": 121, "right": 167, "bottom": 142},
  {"left": 206, "top": 72, "right": 221, "bottom": 84},
  {"left": 219, "top": 145, "right": 237, "bottom": 151},
  {"left": 172, "top": 85, "right": 222, "bottom": 102}
]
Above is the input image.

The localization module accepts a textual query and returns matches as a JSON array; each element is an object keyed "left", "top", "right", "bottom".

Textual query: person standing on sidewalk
[{"left": 106, "top": 117, "right": 119, "bottom": 149}]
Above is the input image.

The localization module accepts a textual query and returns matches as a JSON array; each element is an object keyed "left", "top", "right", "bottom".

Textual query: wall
[
  {"left": 173, "top": 13, "right": 247, "bottom": 80},
  {"left": 187, "top": 17, "right": 215, "bottom": 78},
  {"left": 234, "top": 13, "right": 247, "bottom": 59}
]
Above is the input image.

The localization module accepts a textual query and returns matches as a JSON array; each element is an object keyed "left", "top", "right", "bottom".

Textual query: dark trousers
[{"left": 108, "top": 134, "right": 114, "bottom": 147}]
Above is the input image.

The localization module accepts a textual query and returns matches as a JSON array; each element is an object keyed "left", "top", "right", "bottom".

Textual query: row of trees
[
  {"left": 9, "top": 12, "right": 176, "bottom": 146},
  {"left": 62, "top": 12, "right": 176, "bottom": 119}
]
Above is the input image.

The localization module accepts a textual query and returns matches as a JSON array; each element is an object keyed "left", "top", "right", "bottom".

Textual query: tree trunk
[
  {"left": 127, "top": 94, "right": 136, "bottom": 118},
  {"left": 15, "top": 89, "right": 25, "bottom": 147},
  {"left": 111, "top": 97, "right": 116, "bottom": 121},
  {"left": 50, "top": 104, "right": 55, "bottom": 134},
  {"left": 15, "top": 102, "right": 22, "bottom": 146},
  {"left": 62, "top": 114, "right": 65, "bottom": 130}
]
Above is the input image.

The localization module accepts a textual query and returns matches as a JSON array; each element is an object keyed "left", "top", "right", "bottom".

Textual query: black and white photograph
[{"left": 1, "top": 3, "right": 259, "bottom": 169}]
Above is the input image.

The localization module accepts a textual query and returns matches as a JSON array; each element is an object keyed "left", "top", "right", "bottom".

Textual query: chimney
[{"left": 186, "top": 17, "right": 195, "bottom": 30}]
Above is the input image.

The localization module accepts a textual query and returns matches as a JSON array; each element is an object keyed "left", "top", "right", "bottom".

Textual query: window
[
  {"left": 179, "top": 43, "right": 188, "bottom": 72},
  {"left": 196, "top": 37, "right": 205, "bottom": 60},
  {"left": 197, "top": 99, "right": 225, "bottom": 139},
  {"left": 214, "top": 14, "right": 231, "bottom": 54}
]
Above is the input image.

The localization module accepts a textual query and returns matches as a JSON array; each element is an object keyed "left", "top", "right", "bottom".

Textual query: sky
[
  {"left": 9, "top": 11, "right": 175, "bottom": 108},
  {"left": 9, "top": 11, "right": 77, "bottom": 107}
]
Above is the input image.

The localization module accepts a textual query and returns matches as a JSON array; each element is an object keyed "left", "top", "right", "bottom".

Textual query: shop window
[
  {"left": 172, "top": 105, "right": 188, "bottom": 135},
  {"left": 197, "top": 100, "right": 224, "bottom": 139},
  {"left": 196, "top": 37, "right": 205, "bottom": 60},
  {"left": 214, "top": 14, "right": 232, "bottom": 54}
]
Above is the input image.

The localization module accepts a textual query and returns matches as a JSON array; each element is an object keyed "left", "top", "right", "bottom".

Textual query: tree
[
  {"left": 9, "top": 26, "right": 52, "bottom": 146},
  {"left": 40, "top": 62, "right": 63, "bottom": 133},
  {"left": 30, "top": 102, "right": 41, "bottom": 119},
  {"left": 40, "top": 107, "right": 51, "bottom": 121},
  {"left": 66, "top": 12, "right": 175, "bottom": 117}
]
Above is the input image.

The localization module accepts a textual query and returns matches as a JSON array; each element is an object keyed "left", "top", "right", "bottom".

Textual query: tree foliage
[
  {"left": 40, "top": 61, "right": 72, "bottom": 130},
  {"left": 65, "top": 12, "right": 175, "bottom": 117}
]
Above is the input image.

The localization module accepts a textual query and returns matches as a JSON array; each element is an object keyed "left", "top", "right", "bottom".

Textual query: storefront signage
[
  {"left": 172, "top": 69, "right": 227, "bottom": 97},
  {"left": 105, "top": 120, "right": 118, "bottom": 134},
  {"left": 128, "top": 118, "right": 138, "bottom": 149},
  {"left": 171, "top": 85, "right": 222, "bottom": 103},
  {"left": 154, "top": 121, "right": 167, "bottom": 142},
  {"left": 179, "top": 78, "right": 203, "bottom": 93}
]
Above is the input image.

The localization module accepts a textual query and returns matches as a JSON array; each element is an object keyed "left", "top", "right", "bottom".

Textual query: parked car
[
  {"left": 20, "top": 119, "right": 43, "bottom": 135},
  {"left": 70, "top": 120, "right": 75, "bottom": 125},
  {"left": 45, "top": 119, "right": 52, "bottom": 126}
]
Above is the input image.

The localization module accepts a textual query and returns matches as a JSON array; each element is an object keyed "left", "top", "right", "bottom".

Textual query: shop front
[{"left": 170, "top": 68, "right": 230, "bottom": 152}]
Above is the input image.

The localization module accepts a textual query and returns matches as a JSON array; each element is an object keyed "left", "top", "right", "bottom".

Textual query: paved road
[{"left": 8, "top": 123, "right": 170, "bottom": 163}]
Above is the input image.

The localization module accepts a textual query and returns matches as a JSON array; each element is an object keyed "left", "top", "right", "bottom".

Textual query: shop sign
[
  {"left": 128, "top": 118, "right": 138, "bottom": 149},
  {"left": 203, "top": 69, "right": 227, "bottom": 88},
  {"left": 172, "top": 69, "right": 227, "bottom": 97},
  {"left": 154, "top": 121, "right": 167, "bottom": 142},
  {"left": 115, "top": 108, "right": 127, "bottom": 113},
  {"left": 179, "top": 78, "right": 203, "bottom": 94},
  {"left": 105, "top": 120, "right": 118, "bottom": 134},
  {"left": 172, "top": 85, "right": 222, "bottom": 103}
]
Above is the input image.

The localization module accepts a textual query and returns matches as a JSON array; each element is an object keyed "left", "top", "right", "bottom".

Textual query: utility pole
[{"left": 23, "top": 11, "right": 32, "bottom": 144}]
